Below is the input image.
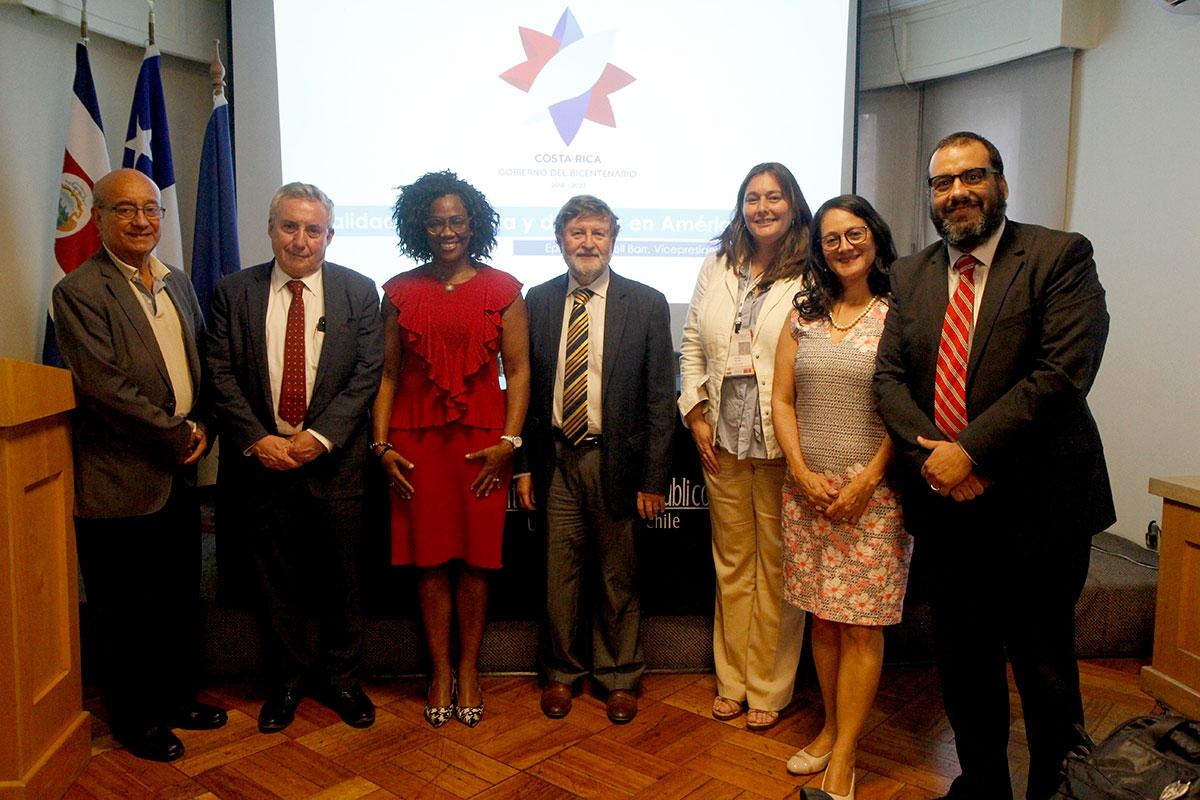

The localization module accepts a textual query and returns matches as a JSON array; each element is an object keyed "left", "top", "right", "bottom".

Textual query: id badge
[{"left": 725, "top": 329, "right": 755, "bottom": 375}]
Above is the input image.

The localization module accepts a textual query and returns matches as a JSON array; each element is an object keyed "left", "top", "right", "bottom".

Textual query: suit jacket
[
  {"left": 522, "top": 269, "right": 676, "bottom": 516},
  {"left": 874, "top": 220, "right": 1115, "bottom": 545},
  {"left": 677, "top": 251, "right": 802, "bottom": 459},
  {"left": 204, "top": 260, "right": 384, "bottom": 498},
  {"left": 52, "top": 249, "right": 207, "bottom": 518}
]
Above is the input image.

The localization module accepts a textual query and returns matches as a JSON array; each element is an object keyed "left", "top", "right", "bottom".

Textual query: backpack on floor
[{"left": 1053, "top": 715, "right": 1200, "bottom": 799}]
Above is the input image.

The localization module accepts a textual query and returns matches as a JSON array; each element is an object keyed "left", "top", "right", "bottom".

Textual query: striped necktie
[
  {"left": 933, "top": 255, "right": 977, "bottom": 439},
  {"left": 561, "top": 287, "right": 593, "bottom": 444}
]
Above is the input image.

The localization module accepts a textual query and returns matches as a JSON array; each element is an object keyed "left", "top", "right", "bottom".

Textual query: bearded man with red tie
[
  {"left": 206, "top": 182, "right": 383, "bottom": 734},
  {"left": 874, "top": 132, "right": 1113, "bottom": 800}
]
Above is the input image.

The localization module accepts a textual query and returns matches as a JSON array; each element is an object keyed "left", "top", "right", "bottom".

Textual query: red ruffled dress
[{"left": 383, "top": 265, "right": 522, "bottom": 568}]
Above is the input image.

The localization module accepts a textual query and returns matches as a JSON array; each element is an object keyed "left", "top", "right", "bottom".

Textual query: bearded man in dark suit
[
  {"left": 206, "top": 182, "right": 383, "bottom": 734},
  {"left": 874, "top": 131, "right": 1113, "bottom": 800},
  {"left": 516, "top": 195, "right": 675, "bottom": 725},
  {"left": 53, "top": 168, "right": 227, "bottom": 762}
]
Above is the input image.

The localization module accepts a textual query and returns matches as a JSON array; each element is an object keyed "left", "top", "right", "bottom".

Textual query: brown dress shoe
[
  {"left": 540, "top": 681, "right": 574, "bottom": 718},
  {"left": 606, "top": 689, "right": 638, "bottom": 724}
]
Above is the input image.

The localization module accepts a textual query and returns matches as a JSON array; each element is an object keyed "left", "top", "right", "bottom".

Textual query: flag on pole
[
  {"left": 123, "top": 44, "right": 183, "bottom": 268},
  {"left": 44, "top": 40, "right": 111, "bottom": 367},
  {"left": 191, "top": 90, "right": 241, "bottom": 322}
]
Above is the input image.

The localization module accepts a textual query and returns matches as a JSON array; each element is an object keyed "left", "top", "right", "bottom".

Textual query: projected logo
[{"left": 499, "top": 8, "right": 635, "bottom": 147}]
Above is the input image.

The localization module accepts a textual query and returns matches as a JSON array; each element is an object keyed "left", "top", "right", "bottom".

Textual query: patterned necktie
[
  {"left": 278, "top": 279, "right": 308, "bottom": 427},
  {"left": 561, "top": 287, "right": 593, "bottom": 444},
  {"left": 933, "top": 255, "right": 977, "bottom": 439}
]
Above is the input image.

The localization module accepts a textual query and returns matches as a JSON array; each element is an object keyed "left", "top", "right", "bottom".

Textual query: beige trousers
[{"left": 706, "top": 450, "right": 806, "bottom": 710}]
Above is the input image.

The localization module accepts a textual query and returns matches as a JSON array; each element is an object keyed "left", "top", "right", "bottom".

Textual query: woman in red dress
[{"left": 371, "top": 171, "right": 530, "bottom": 727}]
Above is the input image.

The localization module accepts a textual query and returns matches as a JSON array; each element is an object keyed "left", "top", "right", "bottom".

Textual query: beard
[{"left": 931, "top": 191, "right": 1007, "bottom": 250}]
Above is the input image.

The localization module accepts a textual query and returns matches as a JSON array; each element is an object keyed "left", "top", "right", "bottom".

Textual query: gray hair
[
  {"left": 553, "top": 195, "right": 621, "bottom": 242},
  {"left": 268, "top": 182, "right": 334, "bottom": 226}
]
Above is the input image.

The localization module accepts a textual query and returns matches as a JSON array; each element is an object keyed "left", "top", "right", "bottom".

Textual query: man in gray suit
[
  {"left": 206, "top": 182, "right": 383, "bottom": 734},
  {"left": 53, "top": 168, "right": 227, "bottom": 762},
  {"left": 516, "top": 195, "right": 675, "bottom": 724}
]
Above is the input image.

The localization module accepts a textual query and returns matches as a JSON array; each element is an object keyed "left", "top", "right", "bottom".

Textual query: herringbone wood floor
[{"left": 65, "top": 659, "right": 1157, "bottom": 799}]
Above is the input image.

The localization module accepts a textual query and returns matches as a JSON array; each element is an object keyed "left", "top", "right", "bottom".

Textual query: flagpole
[
  {"left": 147, "top": 0, "right": 155, "bottom": 47},
  {"left": 210, "top": 39, "right": 226, "bottom": 101},
  {"left": 80, "top": 0, "right": 88, "bottom": 41}
]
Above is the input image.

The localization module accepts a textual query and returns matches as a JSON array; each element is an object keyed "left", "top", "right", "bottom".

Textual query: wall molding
[{"left": 4, "top": 0, "right": 224, "bottom": 62}]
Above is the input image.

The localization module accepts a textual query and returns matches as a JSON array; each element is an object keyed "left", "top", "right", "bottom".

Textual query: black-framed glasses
[
  {"left": 424, "top": 216, "right": 470, "bottom": 233},
  {"left": 100, "top": 203, "right": 165, "bottom": 220},
  {"left": 927, "top": 167, "right": 1000, "bottom": 194},
  {"left": 820, "top": 226, "right": 869, "bottom": 251}
]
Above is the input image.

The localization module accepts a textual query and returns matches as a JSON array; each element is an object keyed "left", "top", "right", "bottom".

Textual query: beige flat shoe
[
  {"left": 820, "top": 770, "right": 855, "bottom": 800},
  {"left": 786, "top": 745, "right": 832, "bottom": 775}
]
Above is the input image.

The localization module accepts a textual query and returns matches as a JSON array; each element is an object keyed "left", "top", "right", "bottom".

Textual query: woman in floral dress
[{"left": 771, "top": 195, "right": 910, "bottom": 800}]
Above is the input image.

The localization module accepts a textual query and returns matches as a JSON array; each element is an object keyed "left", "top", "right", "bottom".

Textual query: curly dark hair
[
  {"left": 392, "top": 170, "right": 500, "bottom": 262},
  {"left": 714, "top": 162, "right": 812, "bottom": 285},
  {"left": 794, "top": 194, "right": 896, "bottom": 321}
]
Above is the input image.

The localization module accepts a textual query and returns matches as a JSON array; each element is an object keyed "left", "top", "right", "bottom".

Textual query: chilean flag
[
  {"left": 123, "top": 45, "right": 183, "bottom": 270},
  {"left": 43, "top": 40, "right": 110, "bottom": 367}
]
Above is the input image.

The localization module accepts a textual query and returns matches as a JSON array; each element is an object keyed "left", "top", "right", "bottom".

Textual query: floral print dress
[{"left": 781, "top": 301, "right": 912, "bottom": 625}]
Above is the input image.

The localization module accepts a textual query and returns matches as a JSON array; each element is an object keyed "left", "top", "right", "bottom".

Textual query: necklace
[{"left": 829, "top": 295, "right": 878, "bottom": 331}]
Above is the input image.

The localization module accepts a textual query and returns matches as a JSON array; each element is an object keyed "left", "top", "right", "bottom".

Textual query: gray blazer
[
  {"left": 204, "top": 260, "right": 384, "bottom": 498},
  {"left": 52, "top": 249, "right": 206, "bottom": 519}
]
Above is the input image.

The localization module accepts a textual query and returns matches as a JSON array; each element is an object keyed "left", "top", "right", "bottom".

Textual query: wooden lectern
[
  {"left": 0, "top": 359, "right": 89, "bottom": 799},
  {"left": 1142, "top": 475, "right": 1200, "bottom": 719}
]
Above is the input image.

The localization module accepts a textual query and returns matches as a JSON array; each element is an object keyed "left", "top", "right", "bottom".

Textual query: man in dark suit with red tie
[
  {"left": 206, "top": 182, "right": 383, "bottom": 734},
  {"left": 875, "top": 132, "right": 1114, "bottom": 800},
  {"left": 515, "top": 195, "right": 675, "bottom": 724}
]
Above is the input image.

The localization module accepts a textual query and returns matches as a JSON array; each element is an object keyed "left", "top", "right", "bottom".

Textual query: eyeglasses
[
  {"left": 100, "top": 203, "right": 165, "bottom": 220},
  {"left": 424, "top": 216, "right": 470, "bottom": 233},
  {"left": 820, "top": 226, "right": 870, "bottom": 251},
  {"left": 927, "top": 167, "right": 1000, "bottom": 194}
]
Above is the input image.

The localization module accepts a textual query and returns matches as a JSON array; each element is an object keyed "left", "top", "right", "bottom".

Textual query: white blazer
[{"left": 678, "top": 252, "right": 801, "bottom": 459}]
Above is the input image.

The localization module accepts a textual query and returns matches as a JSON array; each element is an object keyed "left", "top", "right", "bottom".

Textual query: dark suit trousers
[
  {"left": 75, "top": 477, "right": 201, "bottom": 736},
  {"left": 541, "top": 440, "right": 644, "bottom": 692},
  {"left": 244, "top": 469, "right": 364, "bottom": 693},
  {"left": 926, "top": 518, "right": 1091, "bottom": 800}
]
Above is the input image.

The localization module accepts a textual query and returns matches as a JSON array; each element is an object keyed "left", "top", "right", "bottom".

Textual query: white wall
[
  {"left": 0, "top": 5, "right": 218, "bottom": 361},
  {"left": 1069, "top": 4, "right": 1200, "bottom": 541}
]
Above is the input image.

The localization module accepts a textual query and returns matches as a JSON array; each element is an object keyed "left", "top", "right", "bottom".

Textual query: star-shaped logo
[
  {"left": 125, "top": 121, "right": 153, "bottom": 164},
  {"left": 500, "top": 8, "right": 635, "bottom": 146}
]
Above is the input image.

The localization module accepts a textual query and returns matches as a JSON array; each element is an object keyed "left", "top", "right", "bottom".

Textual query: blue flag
[
  {"left": 123, "top": 45, "right": 183, "bottom": 268},
  {"left": 191, "top": 93, "right": 241, "bottom": 322}
]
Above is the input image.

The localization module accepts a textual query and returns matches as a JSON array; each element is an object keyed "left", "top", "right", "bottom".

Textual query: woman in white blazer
[{"left": 678, "top": 163, "right": 812, "bottom": 730}]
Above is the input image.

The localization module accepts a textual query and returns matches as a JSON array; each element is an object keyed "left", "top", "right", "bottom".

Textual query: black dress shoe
[
  {"left": 170, "top": 701, "right": 228, "bottom": 730},
  {"left": 325, "top": 685, "right": 375, "bottom": 728},
  {"left": 258, "top": 689, "right": 302, "bottom": 733},
  {"left": 116, "top": 725, "right": 185, "bottom": 762}
]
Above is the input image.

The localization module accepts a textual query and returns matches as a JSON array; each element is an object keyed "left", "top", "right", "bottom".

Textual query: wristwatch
[{"left": 500, "top": 434, "right": 523, "bottom": 450}]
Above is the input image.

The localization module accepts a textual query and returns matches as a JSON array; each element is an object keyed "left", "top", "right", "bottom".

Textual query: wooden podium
[
  {"left": 1142, "top": 475, "right": 1200, "bottom": 719},
  {"left": 0, "top": 359, "right": 89, "bottom": 799}
]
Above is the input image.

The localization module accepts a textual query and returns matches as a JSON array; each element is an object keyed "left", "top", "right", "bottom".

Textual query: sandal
[
  {"left": 745, "top": 708, "right": 780, "bottom": 731},
  {"left": 711, "top": 696, "right": 743, "bottom": 721}
]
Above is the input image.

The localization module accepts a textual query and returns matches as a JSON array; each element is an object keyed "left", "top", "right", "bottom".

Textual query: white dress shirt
[
  {"left": 265, "top": 261, "right": 330, "bottom": 448},
  {"left": 946, "top": 218, "right": 1007, "bottom": 346},
  {"left": 107, "top": 247, "right": 194, "bottom": 418},
  {"left": 552, "top": 268, "right": 608, "bottom": 434}
]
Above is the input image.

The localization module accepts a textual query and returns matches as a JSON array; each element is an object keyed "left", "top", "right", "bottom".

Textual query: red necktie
[
  {"left": 278, "top": 279, "right": 307, "bottom": 427},
  {"left": 933, "top": 255, "right": 977, "bottom": 439}
]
